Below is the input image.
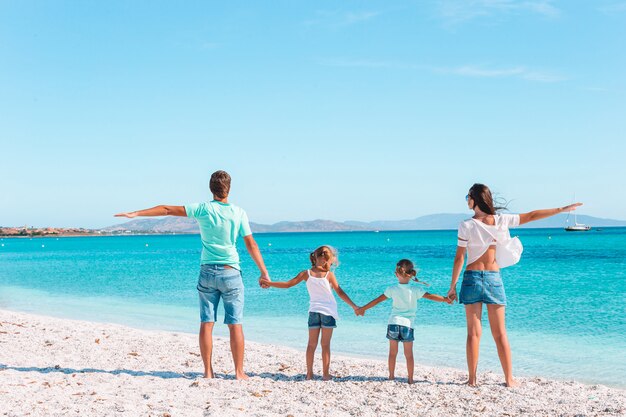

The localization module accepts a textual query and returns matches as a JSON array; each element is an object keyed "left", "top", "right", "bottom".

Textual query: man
[{"left": 115, "top": 170, "right": 269, "bottom": 380}]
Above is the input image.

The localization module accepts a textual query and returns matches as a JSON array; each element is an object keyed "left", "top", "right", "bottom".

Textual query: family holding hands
[{"left": 115, "top": 170, "right": 582, "bottom": 387}]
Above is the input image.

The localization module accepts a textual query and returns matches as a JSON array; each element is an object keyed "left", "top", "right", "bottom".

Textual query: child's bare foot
[
  {"left": 505, "top": 379, "right": 520, "bottom": 388},
  {"left": 235, "top": 372, "right": 249, "bottom": 381},
  {"left": 305, "top": 373, "right": 314, "bottom": 381},
  {"left": 465, "top": 378, "right": 478, "bottom": 387},
  {"left": 322, "top": 374, "right": 333, "bottom": 381}
]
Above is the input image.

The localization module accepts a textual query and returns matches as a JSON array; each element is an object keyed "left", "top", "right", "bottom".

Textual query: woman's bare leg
[
  {"left": 487, "top": 304, "right": 519, "bottom": 387},
  {"left": 465, "top": 303, "right": 483, "bottom": 386}
]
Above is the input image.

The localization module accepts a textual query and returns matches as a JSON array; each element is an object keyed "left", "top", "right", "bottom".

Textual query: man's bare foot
[
  {"left": 505, "top": 379, "right": 520, "bottom": 388},
  {"left": 408, "top": 378, "right": 414, "bottom": 384},
  {"left": 305, "top": 373, "right": 314, "bottom": 380},
  {"left": 322, "top": 374, "right": 333, "bottom": 381},
  {"left": 465, "top": 379, "right": 478, "bottom": 387},
  {"left": 203, "top": 369, "right": 214, "bottom": 378},
  {"left": 388, "top": 375, "right": 395, "bottom": 381},
  {"left": 235, "top": 372, "right": 249, "bottom": 381}
]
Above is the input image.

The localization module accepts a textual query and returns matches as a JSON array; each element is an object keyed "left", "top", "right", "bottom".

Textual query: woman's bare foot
[
  {"left": 203, "top": 369, "right": 214, "bottom": 378},
  {"left": 305, "top": 373, "right": 314, "bottom": 381},
  {"left": 408, "top": 378, "right": 414, "bottom": 384},
  {"left": 322, "top": 374, "right": 333, "bottom": 381},
  {"left": 235, "top": 372, "right": 249, "bottom": 381},
  {"left": 505, "top": 379, "right": 520, "bottom": 388},
  {"left": 388, "top": 374, "right": 395, "bottom": 381}
]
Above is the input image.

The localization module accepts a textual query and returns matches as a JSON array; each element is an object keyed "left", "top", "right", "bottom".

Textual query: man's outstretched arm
[{"left": 115, "top": 205, "right": 186, "bottom": 218}]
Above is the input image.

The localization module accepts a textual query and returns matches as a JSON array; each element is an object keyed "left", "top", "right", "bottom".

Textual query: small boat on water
[
  {"left": 565, "top": 211, "right": 591, "bottom": 232},
  {"left": 565, "top": 223, "right": 591, "bottom": 232}
]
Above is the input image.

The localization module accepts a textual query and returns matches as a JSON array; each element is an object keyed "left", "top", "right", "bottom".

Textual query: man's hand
[
  {"left": 259, "top": 274, "right": 271, "bottom": 289},
  {"left": 114, "top": 212, "right": 138, "bottom": 218}
]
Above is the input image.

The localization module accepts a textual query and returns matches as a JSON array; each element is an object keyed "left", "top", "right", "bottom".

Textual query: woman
[{"left": 447, "top": 183, "right": 581, "bottom": 387}]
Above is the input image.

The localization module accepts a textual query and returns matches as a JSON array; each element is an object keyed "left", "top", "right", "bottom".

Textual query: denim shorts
[
  {"left": 459, "top": 270, "right": 506, "bottom": 306},
  {"left": 386, "top": 324, "right": 414, "bottom": 342},
  {"left": 308, "top": 312, "right": 337, "bottom": 329},
  {"left": 197, "top": 264, "right": 244, "bottom": 324}
]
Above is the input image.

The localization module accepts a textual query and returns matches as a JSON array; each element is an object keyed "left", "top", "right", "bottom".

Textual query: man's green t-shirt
[{"left": 184, "top": 201, "right": 252, "bottom": 269}]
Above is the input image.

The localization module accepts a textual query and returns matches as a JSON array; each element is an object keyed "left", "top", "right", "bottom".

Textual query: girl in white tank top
[{"left": 260, "top": 245, "right": 359, "bottom": 381}]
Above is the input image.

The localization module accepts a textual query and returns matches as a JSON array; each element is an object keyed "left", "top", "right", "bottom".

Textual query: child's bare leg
[
  {"left": 403, "top": 341, "right": 415, "bottom": 384},
  {"left": 487, "top": 304, "right": 519, "bottom": 388},
  {"left": 320, "top": 328, "right": 333, "bottom": 380},
  {"left": 306, "top": 328, "right": 320, "bottom": 380},
  {"left": 199, "top": 322, "right": 215, "bottom": 378},
  {"left": 388, "top": 340, "right": 399, "bottom": 380},
  {"left": 227, "top": 324, "right": 248, "bottom": 380},
  {"left": 465, "top": 303, "right": 483, "bottom": 386}
]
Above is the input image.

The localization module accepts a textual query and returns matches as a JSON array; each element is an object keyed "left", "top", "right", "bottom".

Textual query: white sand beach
[{"left": 1, "top": 309, "right": 624, "bottom": 417}]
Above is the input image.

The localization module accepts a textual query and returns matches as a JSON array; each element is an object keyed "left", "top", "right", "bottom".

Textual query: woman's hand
[
  {"left": 447, "top": 287, "right": 457, "bottom": 303},
  {"left": 354, "top": 307, "right": 365, "bottom": 316},
  {"left": 561, "top": 202, "right": 583, "bottom": 212}
]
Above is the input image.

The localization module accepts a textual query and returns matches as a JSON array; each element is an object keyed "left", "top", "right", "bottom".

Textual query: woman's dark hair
[
  {"left": 396, "top": 259, "right": 417, "bottom": 277},
  {"left": 467, "top": 183, "right": 507, "bottom": 215},
  {"left": 210, "top": 170, "right": 231, "bottom": 199}
]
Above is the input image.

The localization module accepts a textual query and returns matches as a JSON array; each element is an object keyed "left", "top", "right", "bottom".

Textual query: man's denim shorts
[
  {"left": 197, "top": 264, "right": 244, "bottom": 324},
  {"left": 459, "top": 270, "right": 506, "bottom": 306},
  {"left": 308, "top": 312, "right": 337, "bottom": 329},
  {"left": 386, "top": 324, "right": 414, "bottom": 342}
]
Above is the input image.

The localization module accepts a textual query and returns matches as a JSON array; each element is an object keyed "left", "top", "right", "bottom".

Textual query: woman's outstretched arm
[{"left": 518, "top": 203, "right": 582, "bottom": 225}]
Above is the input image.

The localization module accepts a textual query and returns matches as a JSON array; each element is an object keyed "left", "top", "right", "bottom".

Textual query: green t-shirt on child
[
  {"left": 384, "top": 283, "right": 426, "bottom": 329},
  {"left": 184, "top": 201, "right": 252, "bottom": 269}
]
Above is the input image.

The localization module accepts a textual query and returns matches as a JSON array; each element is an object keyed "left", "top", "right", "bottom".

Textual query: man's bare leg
[
  {"left": 228, "top": 324, "right": 248, "bottom": 380},
  {"left": 199, "top": 322, "right": 215, "bottom": 378}
]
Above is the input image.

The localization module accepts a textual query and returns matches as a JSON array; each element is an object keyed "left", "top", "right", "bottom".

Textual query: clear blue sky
[{"left": 1, "top": 1, "right": 625, "bottom": 228}]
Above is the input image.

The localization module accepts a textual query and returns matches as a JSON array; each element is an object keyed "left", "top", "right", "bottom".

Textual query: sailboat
[{"left": 565, "top": 211, "right": 591, "bottom": 232}]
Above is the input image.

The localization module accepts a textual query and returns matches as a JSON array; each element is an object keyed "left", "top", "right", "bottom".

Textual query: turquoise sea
[{"left": 1, "top": 228, "right": 625, "bottom": 387}]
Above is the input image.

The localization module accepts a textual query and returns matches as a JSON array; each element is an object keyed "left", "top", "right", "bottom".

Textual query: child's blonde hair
[{"left": 310, "top": 245, "right": 339, "bottom": 270}]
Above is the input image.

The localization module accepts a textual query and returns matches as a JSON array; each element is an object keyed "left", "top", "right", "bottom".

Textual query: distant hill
[
  {"left": 101, "top": 218, "right": 370, "bottom": 234},
  {"left": 102, "top": 213, "right": 626, "bottom": 234}
]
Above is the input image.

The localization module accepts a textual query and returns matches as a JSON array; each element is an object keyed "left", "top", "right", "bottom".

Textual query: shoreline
[
  {"left": 2, "top": 225, "right": 626, "bottom": 239},
  {"left": 2, "top": 309, "right": 625, "bottom": 416}
]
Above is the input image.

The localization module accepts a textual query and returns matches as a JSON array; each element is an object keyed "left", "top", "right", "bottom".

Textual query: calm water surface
[{"left": 1, "top": 228, "right": 625, "bottom": 387}]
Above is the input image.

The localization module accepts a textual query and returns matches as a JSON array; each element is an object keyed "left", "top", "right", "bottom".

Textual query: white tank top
[{"left": 305, "top": 270, "right": 339, "bottom": 319}]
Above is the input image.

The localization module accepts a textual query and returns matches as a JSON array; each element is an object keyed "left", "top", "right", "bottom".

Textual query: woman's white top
[
  {"left": 306, "top": 270, "right": 339, "bottom": 319},
  {"left": 457, "top": 214, "right": 520, "bottom": 264}
]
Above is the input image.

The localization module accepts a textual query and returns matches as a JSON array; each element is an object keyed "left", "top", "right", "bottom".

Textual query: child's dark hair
[
  {"left": 396, "top": 259, "right": 429, "bottom": 285},
  {"left": 396, "top": 259, "right": 417, "bottom": 278},
  {"left": 310, "top": 245, "right": 339, "bottom": 270}
]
